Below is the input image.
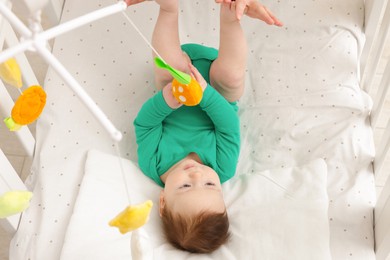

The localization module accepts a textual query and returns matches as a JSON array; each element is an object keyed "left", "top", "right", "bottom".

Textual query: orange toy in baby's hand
[
  {"left": 11, "top": 85, "right": 46, "bottom": 125},
  {"left": 154, "top": 57, "right": 203, "bottom": 106},
  {"left": 171, "top": 77, "right": 203, "bottom": 106}
]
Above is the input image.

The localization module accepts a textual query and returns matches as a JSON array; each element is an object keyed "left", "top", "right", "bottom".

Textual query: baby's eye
[
  {"left": 205, "top": 182, "right": 215, "bottom": 186},
  {"left": 181, "top": 184, "right": 191, "bottom": 188}
]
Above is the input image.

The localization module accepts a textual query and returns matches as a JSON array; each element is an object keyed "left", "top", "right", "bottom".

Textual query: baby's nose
[{"left": 188, "top": 170, "right": 202, "bottom": 179}]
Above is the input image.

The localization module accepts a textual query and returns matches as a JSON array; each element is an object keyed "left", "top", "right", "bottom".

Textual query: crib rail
[
  {"left": 363, "top": 0, "right": 390, "bottom": 259},
  {"left": 0, "top": 0, "right": 63, "bottom": 234},
  {"left": 0, "top": 0, "right": 35, "bottom": 234}
]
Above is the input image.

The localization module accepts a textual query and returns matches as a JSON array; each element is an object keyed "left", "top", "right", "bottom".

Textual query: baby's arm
[
  {"left": 134, "top": 82, "right": 182, "bottom": 129},
  {"left": 199, "top": 88, "right": 240, "bottom": 138},
  {"left": 134, "top": 83, "right": 182, "bottom": 146},
  {"left": 190, "top": 65, "right": 240, "bottom": 182},
  {"left": 134, "top": 89, "right": 177, "bottom": 177},
  {"left": 199, "top": 86, "right": 240, "bottom": 182},
  {"left": 134, "top": 89, "right": 175, "bottom": 143}
]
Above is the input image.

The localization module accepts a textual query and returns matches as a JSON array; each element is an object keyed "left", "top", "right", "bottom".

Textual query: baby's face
[{"left": 159, "top": 158, "right": 225, "bottom": 216}]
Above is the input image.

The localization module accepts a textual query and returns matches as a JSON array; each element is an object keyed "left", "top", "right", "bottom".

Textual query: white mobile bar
[
  {"left": 0, "top": 1, "right": 127, "bottom": 64},
  {"left": 0, "top": 1, "right": 129, "bottom": 141},
  {"left": 34, "top": 43, "right": 123, "bottom": 141},
  {"left": 0, "top": 39, "right": 33, "bottom": 64},
  {"left": 42, "top": 1, "right": 127, "bottom": 40}
]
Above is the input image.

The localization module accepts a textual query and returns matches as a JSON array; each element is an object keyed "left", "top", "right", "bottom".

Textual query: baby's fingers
[
  {"left": 188, "top": 63, "right": 200, "bottom": 79},
  {"left": 124, "top": 0, "right": 147, "bottom": 6},
  {"left": 188, "top": 63, "right": 207, "bottom": 90},
  {"left": 264, "top": 6, "right": 283, "bottom": 27},
  {"left": 235, "top": 0, "right": 247, "bottom": 20}
]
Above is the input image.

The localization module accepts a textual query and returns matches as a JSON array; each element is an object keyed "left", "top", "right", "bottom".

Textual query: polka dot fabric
[{"left": 10, "top": 0, "right": 375, "bottom": 259}]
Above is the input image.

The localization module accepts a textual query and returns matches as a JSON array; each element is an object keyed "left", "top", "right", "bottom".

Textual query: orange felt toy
[
  {"left": 11, "top": 86, "right": 46, "bottom": 125},
  {"left": 171, "top": 77, "right": 203, "bottom": 106}
]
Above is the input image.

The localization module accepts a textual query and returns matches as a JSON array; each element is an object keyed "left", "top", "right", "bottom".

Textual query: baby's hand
[
  {"left": 162, "top": 82, "right": 183, "bottom": 109},
  {"left": 188, "top": 63, "right": 207, "bottom": 91},
  {"left": 245, "top": 0, "right": 283, "bottom": 26},
  {"left": 124, "top": 0, "right": 146, "bottom": 6}
]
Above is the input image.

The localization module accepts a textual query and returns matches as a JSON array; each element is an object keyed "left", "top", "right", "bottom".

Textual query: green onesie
[{"left": 134, "top": 43, "right": 240, "bottom": 187}]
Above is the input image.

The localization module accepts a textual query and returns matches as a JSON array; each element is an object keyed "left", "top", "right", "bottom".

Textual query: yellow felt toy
[
  {"left": 0, "top": 191, "right": 33, "bottom": 218},
  {"left": 0, "top": 58, "right": 23, "bottom": 88},
  {"left": 4, "top": 85, "right": 46, "bottom": 131},
  {"left": 109, "top": 200, "right": 153, "bottom": 234}
]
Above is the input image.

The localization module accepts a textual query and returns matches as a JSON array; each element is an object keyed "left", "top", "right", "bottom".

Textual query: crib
[{"left": 1, "top": 0, "right": 390, "bottom": 259}]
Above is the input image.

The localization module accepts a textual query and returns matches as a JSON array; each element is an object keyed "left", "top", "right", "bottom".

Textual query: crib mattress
[{"left": 10, "top": 0, "right": 376, "bottom": 259}]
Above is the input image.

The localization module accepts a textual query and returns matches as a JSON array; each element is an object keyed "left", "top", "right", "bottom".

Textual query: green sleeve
[
  {"left": 199, "top": 86, "right": 240, "bottom": 182},
  {"left": 133, "top": 91, "right": 174, "bottom": 185}
]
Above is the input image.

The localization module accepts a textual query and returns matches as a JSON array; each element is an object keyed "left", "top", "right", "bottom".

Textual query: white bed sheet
[
  {"left": 10, "top": 0, "right": 376, "bottom": 259},
  {"left": 60, "top": 150, "right": 330, "bottom": 260}
]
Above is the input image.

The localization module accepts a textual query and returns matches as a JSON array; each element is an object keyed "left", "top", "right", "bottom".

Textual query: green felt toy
[{"left": 154, "top": 57, "right": 203, "bottom": 106}]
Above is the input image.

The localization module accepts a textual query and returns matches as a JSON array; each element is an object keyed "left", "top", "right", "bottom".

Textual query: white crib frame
[{"left": 0, "top": 0, "right": 390, "bottom": 258}]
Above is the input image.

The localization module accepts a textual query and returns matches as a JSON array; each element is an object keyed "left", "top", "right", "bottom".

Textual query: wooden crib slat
[
  {"left": 371, "top": 57, "right": 390, "bottom": 128},
  {"left": 361, "top": 0, "right": 390, "bottom": 93},
  {"left": 0, "top": 80, "right": 35, "bottom": 157},
  {"left": 0, "top": 2, "right": 37, "bottom": 158},
  {"left": 374, "top": 132, "right": 390, "bottom": 255},
  {"left": 360, "top": 0, "right": 387, "bottom": 79},
  {"left": 0, "top": 0, "right": 37, "bottom": 236},
  {"left": 21, "top": 0, "right": 65, "bottom": 24},
  {"left": 375, "top": 224, "right": 390, "bottom": 260},
  {"left": 362, "top": 1, "right": 390, "bottom": 259},
  {"left": 375, "top": 173, "right": 390, "bottom": 260},
  {"left": 373, "top": 82, "right": 390, "bottom": 260},
  {"left": 0, "top": 149, "right": 27, "bottom": 233},
  {"left": 42, "top": 0, "right": 64, "bottom": 26},
  {"left": 0, "top": 0, "right": 9, "bottom": 51},
  {"left": 374, "top": 118, "right": 390, "bottom": 183}
]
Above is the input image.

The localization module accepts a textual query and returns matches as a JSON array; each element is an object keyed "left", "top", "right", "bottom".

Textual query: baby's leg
[
  {"left": 210, "top": 3, "right": 247, "bottom": 102},
  {"left": 152, "top": 0, "right": 190, "bottom": 90}
]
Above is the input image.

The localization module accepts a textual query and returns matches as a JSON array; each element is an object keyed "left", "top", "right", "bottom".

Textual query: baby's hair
[{"left": 161, "top": 207, "right": 230, "bottom": 253}]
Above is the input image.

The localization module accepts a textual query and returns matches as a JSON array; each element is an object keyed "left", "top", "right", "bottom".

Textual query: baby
[{"left": 129, "top": 0, "right": 282, "bottom": 253}]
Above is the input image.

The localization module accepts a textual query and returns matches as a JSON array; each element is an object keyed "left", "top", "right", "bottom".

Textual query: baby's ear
[{"left": 159, "top": 191, "right": 165, "bottom": 217}]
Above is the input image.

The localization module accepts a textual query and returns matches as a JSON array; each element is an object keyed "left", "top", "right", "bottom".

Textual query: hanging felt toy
[
  {"left": 0, "top": 57, "right": 23, "bottom": 88},
  {"left": 0, "top": 58, "right": 47, "bottom": 131},
  {"left": 109, "top": 200, "right": 153, "bottom": 234},
  {"left": 0, "top": 191, "right": 33, "bottom": 218},
  {"left": 154, "top": 57, "right": 203, "bottom": 106},
  {"left": 4, "top": 85, "right": 47, "bottom": 131}
]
